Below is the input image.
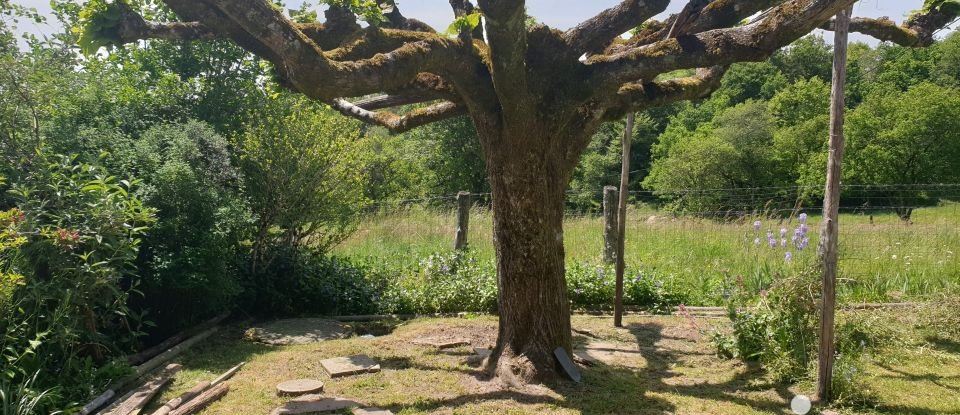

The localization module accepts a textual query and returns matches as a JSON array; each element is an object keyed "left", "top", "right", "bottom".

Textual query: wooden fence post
[
  {"left": 603, "top": 186, "right": 619, "bottom": 263},
  {"left": 454, "top": 191, "right": 471, "bottom": 250},
  {"left": 817, "top": 5, "right": 852, "bottom": 404},
  {"left": 614, "top": 113, "right": 634, "bottom": 328}
]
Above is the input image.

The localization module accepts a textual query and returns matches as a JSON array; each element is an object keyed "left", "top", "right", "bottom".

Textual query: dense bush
[
  {"left": 3, "top": 153, "right": 153, "bottom": 409},
  {"left": 108, "top": 121, "right": 251, "bottom": 337},
  {"left": 567, "top": 262, "right": 687, "bottom": 313}
]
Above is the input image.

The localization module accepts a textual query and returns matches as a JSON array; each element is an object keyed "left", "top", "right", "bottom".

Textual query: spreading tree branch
[
  {"left": 564, "top": 0, "right": 669, "bottom": 55},
  {"left": 608, "top": 0, "right": 783, "bottom": 53},
  {"left": 820, "top": 5, "right": 959, "bottom": 47},
  {"left": 331, "top": 99, "right": 466, "bottom": 134},
  {"left": 618, "top": 66, "right": 727, "bottom": 112},
  {"left": 589, "top": 0, "right": 857, "bottom": 88}
]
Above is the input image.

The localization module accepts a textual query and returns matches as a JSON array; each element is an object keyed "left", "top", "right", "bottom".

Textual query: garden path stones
[
  {"left": 411, "top": 337, "right": 471, "bottom": 349},
  {"left": 573, "top": 341, "right": 645, "bottom": 367},
  {"left": 320, "top": 355, "right": 381, "bottom": 378},
  {"left": 276, "top": 379, "right": 324, "bottom": 397},
  {"left": 269, "top": 395, "right": 360, "bottom": 415},
  {"left": 245, "top": 318, "right": 349, "bottom": 345}
]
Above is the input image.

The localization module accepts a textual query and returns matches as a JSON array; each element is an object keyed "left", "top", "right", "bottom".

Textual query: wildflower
[
  {"left": 785, "top": 252, "right": 793, "bottom": 262},
  {"left": 753, "top": 220, "right": 762, "bottom": 232},
  {"left": 768, "top": 237, "right": 777, "bottom": 248},
  {"left": 780, "top": 238, "right": 787, "bottom": 247},
  {"left": 799, "top": 213, "right": 808, "bottom": 224},
  {"left": 800, "top": 224, "right": 809, "bottom": 234},
  {"left": 780, "top": 228, "right": 787, "bottom": 238},
  {"left": 754, "top": 237, "right": 760, "bottom": 246}
]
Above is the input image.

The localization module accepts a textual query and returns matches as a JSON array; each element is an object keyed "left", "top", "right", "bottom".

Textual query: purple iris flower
[
  {"left": 799, "top": 213, "right": 808, "bottom": 224},
  {"left": 785, "top": 252, "right": 793, "bottom": 261},
  {"left": 754, "top": 220, "right": 762, "bottom": 232},
  {"left": 780, "top": 228, "right": 787, "bottom": 238}
]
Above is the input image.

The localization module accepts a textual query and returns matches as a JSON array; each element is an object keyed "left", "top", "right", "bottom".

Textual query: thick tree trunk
[{"left": 477, "top": 123, "right": 574, "bottom": 385}]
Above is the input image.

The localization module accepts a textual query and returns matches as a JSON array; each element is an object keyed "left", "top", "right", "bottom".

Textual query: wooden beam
[
  {"left": 816, "top": 4, "right": 852, "bottom": 404},
  {"left": 614, "top": 112, "right": 634, "bottom": 328}
]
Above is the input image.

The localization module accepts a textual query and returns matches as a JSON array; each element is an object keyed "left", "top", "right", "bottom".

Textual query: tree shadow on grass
[
  {"left": 384, "top": 320, "right": 796, "bottom": 414},
  {"left": 173, "top": 323, "right": 275, "bottom": 375}
]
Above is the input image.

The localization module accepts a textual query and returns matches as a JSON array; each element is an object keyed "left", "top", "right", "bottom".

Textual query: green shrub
[
  {"left": 567, "top": 261, "right": 687, "bottom": 312},
  {"left": 384, "top": 251, "right": 497, "bottom": 314},
  {"left": 4, "top": 153, "right": 153, "bottom": 407},
  {"left": 712, "top": 267, "right": 819, "bottom": 383},
  {"left": 110, "top": 121, "right": 251, "bottom": 337}
]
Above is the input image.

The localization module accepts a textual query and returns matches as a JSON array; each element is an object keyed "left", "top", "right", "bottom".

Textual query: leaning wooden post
[
  {"left": 603, "top": 186, "right": 619, "bottom": 263},
  {"left": 454, "top": 191, "right": 471, "bottom": 250},
  {"left": 614, "top": 113, "right": 634, "bottom": 328},
  {"left": 816, "top": 5, "right": 852, "bottom": 404}
]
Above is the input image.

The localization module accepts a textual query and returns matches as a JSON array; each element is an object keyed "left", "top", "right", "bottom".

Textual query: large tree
[{"left": 85, "top": 0, "right": 956, "bottom": 384}]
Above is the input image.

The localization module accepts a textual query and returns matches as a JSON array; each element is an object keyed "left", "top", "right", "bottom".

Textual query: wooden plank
[
  {"left": 210, "top": 362, "right": 246, "bottom": 386},
  {"left": 553, "top": 347, "right": 581, "bottom": 383},
  {"left": 128, "top": 313, "right": 229, "bottom": 365},
  {"left": 149, "top": 381, "right": 210, "bottom": 415},
  {"left": 150, "top": 361, "right": 245, "bottom": 415},
  {"left": 136, "top": 326, "right": 219, "bottom": 378},
  {"left": 168, "top": 383, "right": 229, "bottom": 415},
  {"left": 102, "top": 363, "right": 181, "bottom": 415}
]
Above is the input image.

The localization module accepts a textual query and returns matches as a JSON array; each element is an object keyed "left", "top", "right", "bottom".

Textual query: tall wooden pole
[
  {"left": 614, "top": 113, "right": 634, "bottom": 328},
  {"left": 816, "top": 5, "right": 852, "bottom": 403}
]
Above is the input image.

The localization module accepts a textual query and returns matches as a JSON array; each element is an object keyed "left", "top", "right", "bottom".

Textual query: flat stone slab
[
  {"left": 411, "top": 337, "right": 471, "bottom": 349},
  {"left": 270, "top": 396, "right": 359, "bottom": 415},
  {"left": 573, "top": 341, "right": 645, "bottom": 367},
  {"left": 245, "top": 318, "right": 349, "bottom": 345},
  {"left": 320, "top": 355, "right": 381, "bottom": 378},
  {"left": 353, "top": 408, "right": 394, "bottom": 415},
  {"left": 276, "top": 379, "right": 324, "bottom": 396},
  {"left": 554, "top": 347, "right": 581, "bottom": 383}
]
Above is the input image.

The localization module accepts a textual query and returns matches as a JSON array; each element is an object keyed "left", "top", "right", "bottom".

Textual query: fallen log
[
  {"left": 210, "top": 362, "right": 246, "bottom": 386},
  {"left": 168, "top": 383, "right": 229, "bottom": 415},
  {"left": 81, "top": 326, "right": 222, "bottom": 415},
  {"left": 149, "top": 361, "right": 245, "bottom": 415},
  {"left": 128, "top": 313, "right": 230, "bottom": 365},
  {"left": 101, "top": 363, "right": 181, "bottom": 415},
  {"left": 149, "top": 381, "right": 209, "bottom": 415},
  {"left": 135, "top": 326, "right": 219, "bottom": 378}
]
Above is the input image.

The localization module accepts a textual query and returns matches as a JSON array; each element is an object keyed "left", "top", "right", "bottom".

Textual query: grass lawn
[
  {"left": 146, "top": 310, "right": 960, "bottom": 414},
  {"left": 334, "top": 203, "right": 960, "bottom": 304}
]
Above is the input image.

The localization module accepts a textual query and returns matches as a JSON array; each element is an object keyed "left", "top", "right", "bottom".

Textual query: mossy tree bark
[{"left": 103, "top": 0, "right": 957, "bottom": 383}]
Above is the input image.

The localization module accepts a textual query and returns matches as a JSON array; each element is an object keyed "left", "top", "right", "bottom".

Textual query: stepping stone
[
  {"left": 245, "top": 318, "right": 349, "bottom": 345},
  {"left": 270, "top": 396, "right": 359, "bottom": 415},
  {"left": 411, "top": 337, "right": 471, "bottom": 349},
  {"left": 554, "top": 347, "right": 581, "bottom": 383},
  {"left": 320, "top": 355, "right": 381, "bottom": 378},
  {"left": 353, "top": 408, "right": 394, "bottom": 415},
  {"left": 574, "top": 341, "right": 645, "bottom": 367},
  {"left": 276, "top": 379, "right": 324, "bottom": 397}
]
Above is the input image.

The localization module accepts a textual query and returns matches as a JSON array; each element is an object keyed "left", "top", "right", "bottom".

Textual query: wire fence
[{"left": 338, "top": 184, "right": 960, "bottom": 301}]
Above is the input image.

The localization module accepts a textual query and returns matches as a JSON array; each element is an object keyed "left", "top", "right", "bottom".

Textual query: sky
[{"left": 10, "top": 0, "right": 954, "bottom": 47}]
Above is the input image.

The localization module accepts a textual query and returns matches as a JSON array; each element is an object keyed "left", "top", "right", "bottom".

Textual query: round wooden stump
[{"left": 276, "top": 379, "right": 324, "bottom": 397}]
